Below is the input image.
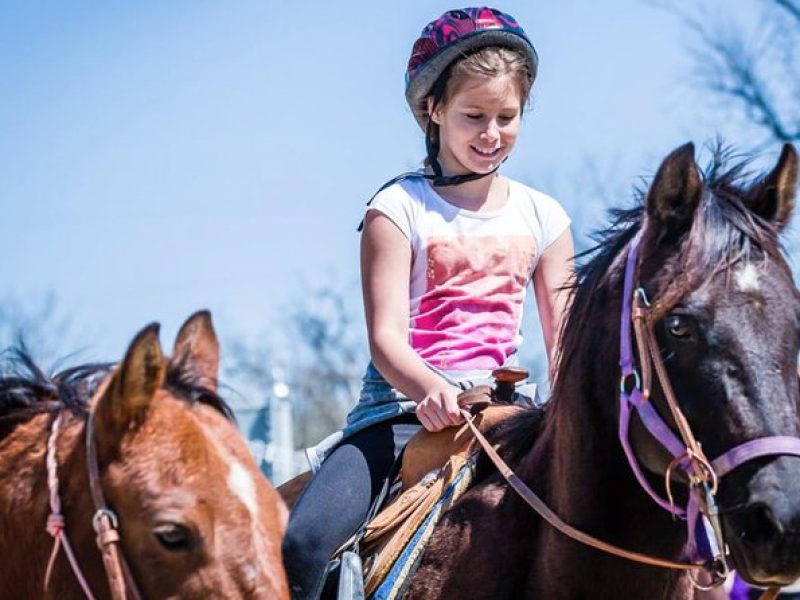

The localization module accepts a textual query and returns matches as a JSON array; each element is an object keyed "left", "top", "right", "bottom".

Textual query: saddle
[
  {"left": 275, "top": 368, "right": 533, "bottom": 598},
  {"left": 400, "top": 367, "right": 528, "bottom": 491},
  {"left": 358, "top": 368, "right": 529, "bottom": 597},
  {"left": 400, "top": 389, "right": 517, "bottom": 490}
]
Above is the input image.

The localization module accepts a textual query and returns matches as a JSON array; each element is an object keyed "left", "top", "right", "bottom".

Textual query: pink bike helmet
[
  {"left": 358, "top": 7, "right": 539, "bottom": 228},
  {"left": 405, "top": 7, "right": 538, "bottom": 130}
]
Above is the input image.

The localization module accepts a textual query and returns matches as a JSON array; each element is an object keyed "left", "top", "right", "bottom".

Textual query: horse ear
[
  {"left": 172, "top": 310, "right": 219, "bottom": 393},
  {"left": 646, "top": 143, "right": 703, "bottom": 241},
  {"left": 745, "top": 143, "right": 797, "bottom": 229},
  {"left": 96, "top": 323, "right": 165, "bottom": 441}
]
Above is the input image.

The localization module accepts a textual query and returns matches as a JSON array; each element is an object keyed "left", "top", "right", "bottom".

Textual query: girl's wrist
[{"left": 418, "top": 381, "right": 460, "bottom": 402}]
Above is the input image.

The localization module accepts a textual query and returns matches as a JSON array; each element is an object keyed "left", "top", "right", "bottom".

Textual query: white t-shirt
[{"left": 368, "top": 175, "right": 571, "bottom": 372}]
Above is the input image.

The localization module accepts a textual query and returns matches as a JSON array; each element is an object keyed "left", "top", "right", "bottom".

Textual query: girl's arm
[
  {"left": 532, "top": 228, "right": 575, "bottom": 381},
  {"left": 360, "top": 210, "right": 464, "bottom": 432}
]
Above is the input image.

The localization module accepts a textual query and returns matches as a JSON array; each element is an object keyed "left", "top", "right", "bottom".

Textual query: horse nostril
[{"left": 740, "top": 503, "right": 784, "bottom": 546}]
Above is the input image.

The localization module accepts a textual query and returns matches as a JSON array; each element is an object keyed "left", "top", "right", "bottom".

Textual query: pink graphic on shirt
[{"left": 411, "top": 234, "right": 537, "bottom": 371}]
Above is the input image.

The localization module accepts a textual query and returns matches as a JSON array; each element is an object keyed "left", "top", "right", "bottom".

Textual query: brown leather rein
[
  {"left": 462, "top": 412, "right": 781, "bottom": 599},
  {"left": 461, "top": 309, "right": 786, "bottom": 598},
  {"left": 44, "top": 373, "right": 144, "bottom": 600},
  {"left": 460, "top": 409, "right": 706, "bottom": 572}
]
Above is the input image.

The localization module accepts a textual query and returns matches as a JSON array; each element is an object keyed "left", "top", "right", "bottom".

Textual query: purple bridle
[{"left": 618, "top": 229, "right": 800, "bottom": 578}]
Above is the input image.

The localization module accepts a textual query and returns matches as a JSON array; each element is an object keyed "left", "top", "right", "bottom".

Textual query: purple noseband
[{"left": 618, "top": 230, "right": 800, "bottom": 565}]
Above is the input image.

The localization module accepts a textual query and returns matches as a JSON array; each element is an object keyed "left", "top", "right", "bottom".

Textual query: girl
[{"left": 282, "top": 7, "right": 574, "bottom": 599}]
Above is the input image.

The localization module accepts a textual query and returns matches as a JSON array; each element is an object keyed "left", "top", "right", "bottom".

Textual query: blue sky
[{"left": 0, "top": 1, "right": 789, "bottom": 370}]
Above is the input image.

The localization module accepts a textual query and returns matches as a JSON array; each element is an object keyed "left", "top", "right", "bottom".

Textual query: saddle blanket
[{"left": 364, "top": 455, "right": 476, "bottom": 600}]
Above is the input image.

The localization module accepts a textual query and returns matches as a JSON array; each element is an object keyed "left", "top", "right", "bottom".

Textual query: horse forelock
[
  {"left": 0, "top": 349, "right": 233, "bottom": 434},
  {"left": 554, "top": 147, "right": 792, "bottom": 398},
  {"left": 652, "top": 157, "right": 789, "bottom": 314}
]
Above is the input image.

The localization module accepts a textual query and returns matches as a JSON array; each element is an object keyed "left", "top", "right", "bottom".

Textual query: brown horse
[
  {"left": 407, "top": 144, "right": 800, "bottom": 599},
  {"left": 0, "top": 311, "right": 289, "bottom": 599}
]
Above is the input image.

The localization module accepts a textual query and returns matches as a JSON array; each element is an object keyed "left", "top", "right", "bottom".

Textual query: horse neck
[
  {"left": 516, "top": 317, "right": 690, "bottom": 594},
  {"left": 0, "top": 412, "right": 108, "bottom": 599},
  {"left": 546, "top": 374, "right": 683, "bottom": 540}
]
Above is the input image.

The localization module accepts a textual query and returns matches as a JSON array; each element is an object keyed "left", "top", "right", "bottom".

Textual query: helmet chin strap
[
  {"left": 425, "top": 119, "right": 503, "bottom": 186},
  {"left": 356, "top": 120, "right": 504, "bottom": 231}
]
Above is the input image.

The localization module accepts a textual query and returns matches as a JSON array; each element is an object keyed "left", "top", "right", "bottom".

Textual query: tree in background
[
  {"left": 659, "top": 0, "right": 800, "bottom": 148},
  {"left": 288, "top": 286, "right": 365, "bottom": 447},
  {"left": 226, "top": 283, "right": 367, "bottom": 450},
  {"left": 659, "top": 0, "right": 800, "bottom": 266}
]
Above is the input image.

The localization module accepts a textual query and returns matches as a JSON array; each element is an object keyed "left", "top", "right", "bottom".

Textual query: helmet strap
[
  {"left": 356, "top": 116, "right": 504, "bottom": 232},
  {"left": 424, "top": 119, "right": 501, "bottom": 187}
]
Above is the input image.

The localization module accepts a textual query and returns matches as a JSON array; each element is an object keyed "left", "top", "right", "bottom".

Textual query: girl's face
[{"left": 429, "top": 74, "right": 522, "bottom": 176}]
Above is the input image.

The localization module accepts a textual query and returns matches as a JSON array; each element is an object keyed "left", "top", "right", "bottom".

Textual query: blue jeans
[{"left": 306, "top": 360, "right": 540, "bottom": 472}]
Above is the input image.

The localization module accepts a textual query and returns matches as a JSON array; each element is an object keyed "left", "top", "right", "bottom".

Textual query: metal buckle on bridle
[
  {"left": 688, "top": 562, "right": 729, "bottom": 591},
  {"left": 685, "top": 479, "right": 730, "bottom": 591},
  {"left": 92, "top": 508, "right": 120, "bottom": 533},
  {"left": 635, "top": 287, "right": 651, "bottom": 308},
  {"left": 697, "top": 481, "right": 730, "bottom": 579},
  {"left": 619, "top": 369, "right": 641, "bottom": 395},
  {"left": 663, "top": 449, "right": 716, "bottom": 514}
]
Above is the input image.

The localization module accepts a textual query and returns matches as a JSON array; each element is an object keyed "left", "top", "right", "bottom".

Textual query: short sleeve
[
  {"left": 365, "top": 183, "right": 417, "bottom": 240},
  {"left": 531, "top": 190, "right": 571, "bottom": 250}
]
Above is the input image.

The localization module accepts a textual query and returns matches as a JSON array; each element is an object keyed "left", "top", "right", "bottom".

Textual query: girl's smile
[
  {"left": 430, "top": 74, "right": 522, "bottom": 176},
  {"left": 471, "top": 145, "right": 503, "bottom": 159}
]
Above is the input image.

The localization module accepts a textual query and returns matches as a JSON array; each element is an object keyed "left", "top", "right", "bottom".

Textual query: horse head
[
  {"left": 91, "top": 311, "right": 289, "bottom": 598},
  {"left": 630, "top": 143, "right": 800, "bottom": 586}
]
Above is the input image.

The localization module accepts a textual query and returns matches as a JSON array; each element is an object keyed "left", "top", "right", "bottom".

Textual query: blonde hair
[{"left": 426, "top": 46, "right": 534, "bottom": 121}]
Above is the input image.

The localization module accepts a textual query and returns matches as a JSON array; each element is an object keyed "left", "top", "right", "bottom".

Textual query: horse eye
[
  {"left": 153, "top": 522, "right": 194, "bottom": 551},
  {"left": 664, "top": 315, "right": 693, "bottom": 340}
]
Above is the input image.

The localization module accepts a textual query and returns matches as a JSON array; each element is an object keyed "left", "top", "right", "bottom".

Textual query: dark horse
[
  {"left": 0, "top": 311, "right": 289, "bottom": 599},
  {"left": 407, "top": 143, "right": 800, "bottom": 599}
]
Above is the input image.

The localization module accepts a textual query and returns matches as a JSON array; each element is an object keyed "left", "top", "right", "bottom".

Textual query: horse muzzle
[{"left": 722, "top": 456, "right": 800, "bottom": 586}]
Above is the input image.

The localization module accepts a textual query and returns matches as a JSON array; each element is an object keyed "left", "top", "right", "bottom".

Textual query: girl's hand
[{"left": 415, "top": 385, "right": 465, "bottom": 432}]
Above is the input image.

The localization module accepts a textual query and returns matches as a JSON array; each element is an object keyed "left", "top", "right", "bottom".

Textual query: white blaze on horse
[
  {"left": 0, "top": 311, "right": 289, "bottom": 599},
  {"left": 406, "top": 143, "right": 800, "bottom": 598}
]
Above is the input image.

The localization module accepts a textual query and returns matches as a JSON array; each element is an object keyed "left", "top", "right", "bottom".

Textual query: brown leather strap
[
  {"left": 85, "top": 377, "right": 144, "bottom": 600},
  {"left": 93, "top": 511, "right": 127, "bottom": 600},
  {"left": 760, "top": 587, "right": 781, "bottom": 600},
  {"left": 461, "top": 410, "right": 707, "bottom": 572},
  {"left": 457, "top": 385, "right": 492, "bottom": 413},
  {"left": 632, "top": 296, "right": 718, "bottom": 501}
]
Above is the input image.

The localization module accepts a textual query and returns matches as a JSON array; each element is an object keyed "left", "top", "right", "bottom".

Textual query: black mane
[
  {"left": 554, "top": 146, "right": 787, "bottom": 397},
  {"left": 0, "top": 349, "right": 233, "bottom": 422}
]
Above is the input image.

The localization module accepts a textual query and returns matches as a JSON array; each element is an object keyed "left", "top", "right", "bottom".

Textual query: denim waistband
[{"left": 305, "top": 357, "right": 540, "bottom": 472}]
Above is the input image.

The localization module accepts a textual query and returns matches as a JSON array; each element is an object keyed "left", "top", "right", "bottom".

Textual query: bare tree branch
[
  {"left": 656, "top": 0, "right": 800, "bottom": 147},
  {"left": 775, "top": 0, "right": 800, "bottom": 24}
]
